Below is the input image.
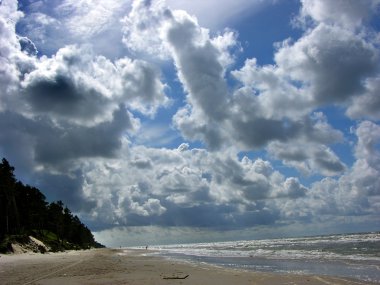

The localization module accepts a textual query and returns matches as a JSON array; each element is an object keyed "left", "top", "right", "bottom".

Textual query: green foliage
[{"left": 0, "top": 158, "right": 104, "bottom": 252}]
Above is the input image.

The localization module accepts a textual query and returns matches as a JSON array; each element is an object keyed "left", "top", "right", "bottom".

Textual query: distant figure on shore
[{"left": 146, "top": 245, "right": 148, "bottom": 250}]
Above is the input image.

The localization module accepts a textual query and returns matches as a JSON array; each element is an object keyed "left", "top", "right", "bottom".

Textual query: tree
[
  {"left": 0, "top": 158, "right": 20, "bottom": 236},
  {"left": 47, "top": 201, "right": 65, "bottom": 243},
  {"left": 0, "top": 158, "right": 103, "bottom": 251},
  {"left": 15, "top": 184, "right": 47, "bottom": 233}
]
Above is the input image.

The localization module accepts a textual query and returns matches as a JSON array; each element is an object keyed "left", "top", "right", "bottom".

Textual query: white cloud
[
  {"left": 16, "top": 0, "right": 129, "bottom": 58},
  {"left": 354, "top": 120, "right": 380, "bottom": 171},
  {"left": 277, "top": 121, "right": 380, "bottom": 221},
  {"left": 57, "top": 0, "right": 127, "bottom": 38},
  {"left": 79, "top": 144, "right": 311, "bottom": 229},
  {"left": 0, "top": 0, "right": 22, "bottom": 21},
  {"left": 299, "top": 0, "right": 380, "bottom": 29},
  {"left": 232, "top": 58, "right": 311, "bottom": 120},
  {"left": 0, "top": 0, "right": 37, "bottom": 113},
  {"left": 0, "top": 3, "right": 169, "bottom": 170},
  {"left": 121, "top": 0, "right": 172, "bottom": 59},
  {"left": 166, "top": 0, "right": 267, "bottom": 29},
  {"left": 116, "top": 58, "right": 170, "bottom": 116},
  {"left": 121, "top": 0, "right": 349, "bottom": 176},
  {"left": 21, "top": 45, "right": 117, "bottom": 125},
  {"left": 275, "top": 24, "right": 378, "bottom": 105},
  {"left": 20, "top": 45, "right": 168, "bottom": 125},
  {"left": 132, "top": 123, "right": 178, "bottom": 147}
]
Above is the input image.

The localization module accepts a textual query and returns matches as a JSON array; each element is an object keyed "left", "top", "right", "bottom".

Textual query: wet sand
[{"left": 0, "top": 248, "right": 376, "bottom": 284}]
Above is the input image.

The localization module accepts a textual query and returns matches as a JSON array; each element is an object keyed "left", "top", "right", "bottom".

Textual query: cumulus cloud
[
  {"left": 231, "top": 59, "right": 310, "bottom": 120},
  {"left": 57, "top": 0, "right": 127, "bottom": 38},
  {"left": 122, "top": 0, "right": 172, "bottom": 59},
  {"left": 354, "top": 120, "right": 380, "bottom": 172},
  {"left": 266, "top": 112, "right": 345, "bottom": 176},
  {"left": 0, "top": 105, "right": 131, "bottom": 167},
  {"left": 20, "top": 45, "right": 168, "bottom": 125},
  {"left": 275, "top": 24, "right": 378, "bottom": 105},
  {"left": 15, "top": 0, "right": 130, "bottom": 58},
  {"left": 116, "top": 57, "right": 170, "bottom": 115},
  {"left": 0, "top": 0, "right": 27, "bottom": 109},
  {"left": 18, "top": 36, "right": 38, "bottom": 56},
  {"left": 22, "top": 45, "right": 115, "bottom": 124},
  {"left": 346, "top": 77, "right": 380, "bottom": 120},
  {"left": 121, "top": 0, "right": 356, "bottom": 172},
  {"left": 164, "top": 7, "right": 232, "bottom": 120},
  {"left": 276, "top": 121, "right": 380, "bottom": 222},
  {"left": 268, "top": 141, "right": 345, "bottom": 176},
  {"left": 1, "top": 0, "right": 380, "bottom": 244},
  {"left": 79, "top": 145, "right": 311, "bottom": 230},
  {"left": 0, "top": 0, "right": 168, "bottom": 184},
  {"left": 298, "top": 0, "right": 380, "bottom": 29}
]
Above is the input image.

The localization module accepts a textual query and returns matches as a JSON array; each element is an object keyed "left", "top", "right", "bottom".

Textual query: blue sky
[{"left": 1, "top": 0, "right": 380, "bottom": 246}]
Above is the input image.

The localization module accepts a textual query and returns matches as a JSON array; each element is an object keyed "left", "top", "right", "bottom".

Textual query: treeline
[{"left": 0, "top": 158, "right": 104, "bottom": 252}]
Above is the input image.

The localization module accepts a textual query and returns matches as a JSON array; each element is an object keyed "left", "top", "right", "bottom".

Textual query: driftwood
[{"left": 162, "top": 274, "right": 189, "bottom": 280}]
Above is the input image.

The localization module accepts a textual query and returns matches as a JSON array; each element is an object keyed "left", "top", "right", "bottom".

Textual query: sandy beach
[{"left": 0, "top": 248, "right": 377, "bottom": 285}]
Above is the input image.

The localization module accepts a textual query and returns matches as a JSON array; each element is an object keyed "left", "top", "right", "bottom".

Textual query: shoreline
[{"left": 0, "top": 248, "right": 377, "bottom": 285}]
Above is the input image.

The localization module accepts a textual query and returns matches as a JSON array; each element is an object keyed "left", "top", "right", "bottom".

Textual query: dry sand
[{"left": 0, "top": 248, "right": 376, "bottom": 285}]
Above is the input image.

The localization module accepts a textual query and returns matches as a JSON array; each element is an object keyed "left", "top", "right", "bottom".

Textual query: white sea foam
[
  {"left": 150, "top": 232, "right": 380, "bottom": 262},
  {"left": 137, "top": 233, "right": 380, "bottom": 283}
]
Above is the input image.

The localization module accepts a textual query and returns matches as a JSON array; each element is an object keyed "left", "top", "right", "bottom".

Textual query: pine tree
[
  {"left": 0, "top": 158, "right": 20, "bottom": 236},
  {"left": 0, "top": 158, "right": 104, "bottom": 251}
]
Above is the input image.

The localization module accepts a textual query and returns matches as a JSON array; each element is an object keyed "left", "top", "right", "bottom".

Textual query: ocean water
[{"left": 148, "top": 232, "right": 380, "bottom": 283}]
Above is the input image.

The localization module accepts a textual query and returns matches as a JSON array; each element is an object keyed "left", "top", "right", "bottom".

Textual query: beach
[{"left": 0, "top": 248, "right": 377, "bottom": 285}]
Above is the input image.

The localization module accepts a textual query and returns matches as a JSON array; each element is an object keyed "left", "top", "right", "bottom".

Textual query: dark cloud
[
  {"left": 0, "top": 111, "right": 36, "bottom": 179},
  {"left": 231, "top": 118, "right": 300, "bottom": 149},
  {"left": 0, "top": 103, "right": 131, "bottom": 169},
  {"left": 20, "top": 45, "right": 117, "bottom": 124},
  {"left": 270, "top": 147, "right": 308, "bottom": 162},
  {"left": 166, "top": 18, "right": 229, "bottom": 120},
  {"left": 313, "top": 149, "right": 346, "bottom": 174},
  {"left": 347, "top": 77, "right": 380, "bottom": 120},
  {"left": 33, "top": 105, "right": 131, "bottom": 165},
  {"left": 153, "top": 203, "right": 234, "bottom": 228},
  {"left": 131, "top": 157, "right": 153, "bottom": 169},
  {"left": 18, "top": 35, "right": 38, "bottom": 56},
  {"left": 34, "top": 170, "right": 96, "bottom": 213},
  {"left": 122, "top": 201, "right": 278, "bottom": 229},
  {"left": 233, "top": 206, "right": 279, "bottom": 228},
  {"left": 165, "top": 10, "right": 234, "bottom": 150},
  {"left": 268, "top": 141, "right": 345, "bottom": 176},
  {"left": 241, "top": 178, "right": 271, "bottom": 200},
  {"left": 25, "top": 73, "right": 110, "bottom": 119}
]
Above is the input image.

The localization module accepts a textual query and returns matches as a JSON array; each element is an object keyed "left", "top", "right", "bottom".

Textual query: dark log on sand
[{"left": 163, "top": 274, "right": 189, "bottom": 280}]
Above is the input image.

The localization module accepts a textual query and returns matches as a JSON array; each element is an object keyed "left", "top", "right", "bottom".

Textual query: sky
[{"left": 0, "top": 0, "right": 380, "bottom": 247}]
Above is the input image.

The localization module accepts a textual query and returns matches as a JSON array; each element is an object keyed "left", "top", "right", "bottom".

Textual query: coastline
[{"left": 0, "top": 248, "right": 377, "bottom": 285}]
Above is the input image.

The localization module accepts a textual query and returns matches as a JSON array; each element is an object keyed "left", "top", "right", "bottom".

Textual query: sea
[{"left": 145, "top": 232, "right": 380, "bottom": 283}]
